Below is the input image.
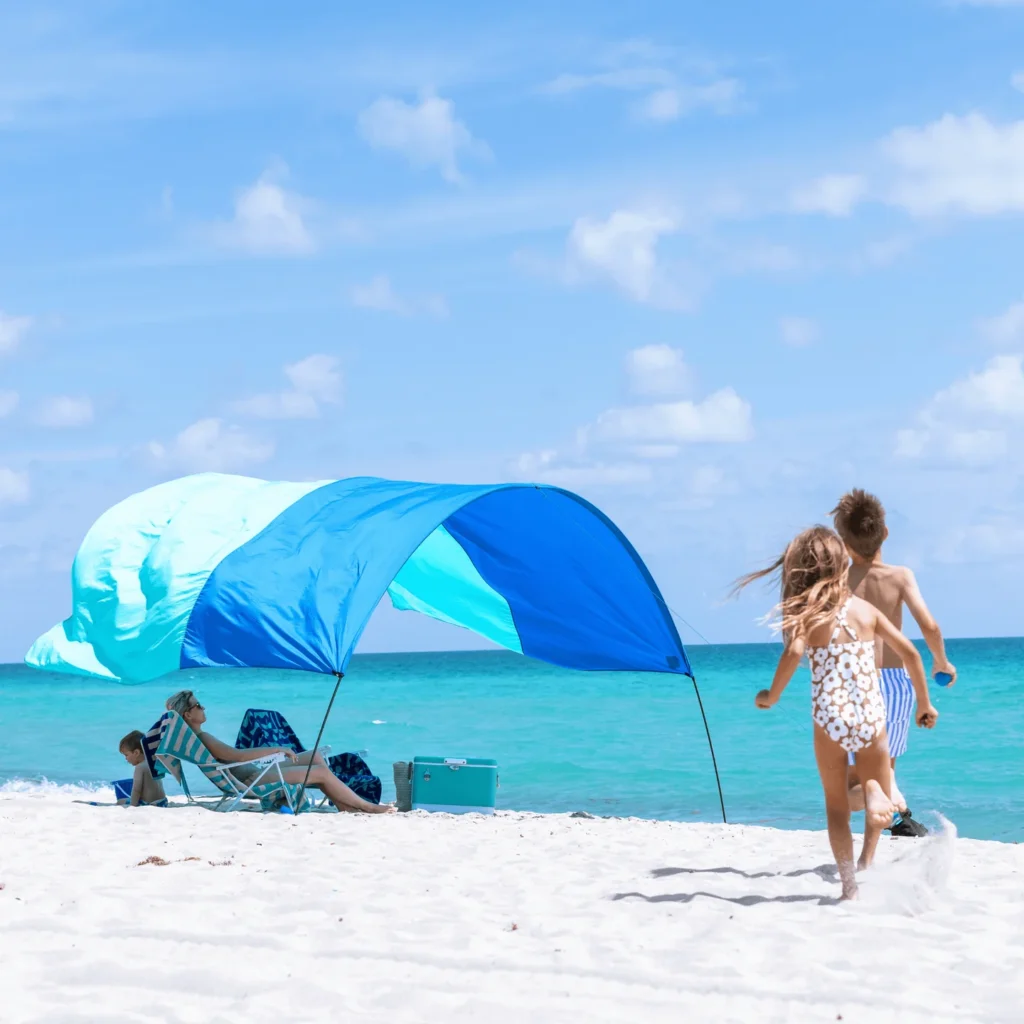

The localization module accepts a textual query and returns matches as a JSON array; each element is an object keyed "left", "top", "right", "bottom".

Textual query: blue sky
[{"left": 3, "top": 0, "right": 1024, "bottom": 660}]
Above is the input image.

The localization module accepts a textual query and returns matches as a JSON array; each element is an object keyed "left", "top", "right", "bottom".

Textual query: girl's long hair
[{"left": 733, "top": 526, "right": 850, "bottom": 641}]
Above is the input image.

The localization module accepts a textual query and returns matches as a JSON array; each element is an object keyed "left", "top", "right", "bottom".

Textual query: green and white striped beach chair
[{"left": 155, "top": 711, "right": 313, "bottom": 813}]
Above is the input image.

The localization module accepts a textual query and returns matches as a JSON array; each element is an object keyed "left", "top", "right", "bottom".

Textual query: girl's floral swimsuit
[{"left": 809, "top": 598, "right": 887, "bottom": 753}]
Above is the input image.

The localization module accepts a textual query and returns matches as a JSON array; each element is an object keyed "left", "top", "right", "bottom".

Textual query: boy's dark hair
[
  {"left": 831, "top": 489, "right": 886, "bottom": 559},
  {"left": 119, "top": 729, "right": 145, "bottom": 753}
]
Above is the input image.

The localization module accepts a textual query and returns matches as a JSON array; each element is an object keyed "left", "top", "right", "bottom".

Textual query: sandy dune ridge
[{"left": 0, "top": 787, "right": 1021, "bottom": 1023}]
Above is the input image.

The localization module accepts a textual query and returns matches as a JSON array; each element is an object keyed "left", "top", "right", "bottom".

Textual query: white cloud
[
  {"left": 207, "top": 169, "right": 315, "bottom": 255},
  {"left": 725, "top": 241, "right": 802, "bottom": 274},
  {"left": 0, "top": 391, "right": 19, "bottom": 418},
  {"left": 511, "top": 450, "right": 652, "bottom": 488},
  {"left": 513, "top": 349, "right": 751, "bottom": 491},
  {"left": 149, "top": 418, "right": 273, "bottom": 472},
  {"left": 856, "top": 235, "right": 914, "bottom": 269},
  {"left": 593, "top": 387, "right": 753, "bottom": 445},
  {"left": 349, "top": 275, "right": 449, "bottom": 317},
  {"left": 638, "top": 88, "right": 682, "bottom": 122},
  {"left": 635, "top": 79, "right": 743, "bottom": 122},
  {"left": 779, "top": 316, "right": 819, "bottom": 347},
  {"left": 790, "top": 174, "right": 866, "bottom": 216},
  {"left": 283, "top": 354, "right": 341, "bottom": 403},
  {"left": 543, "top": 68, "right": 674, "bottom": 95},
  {"left": 626, "top": 344, "right": 691, "bottom": 396},
  {"left": 665, "top": 464, "right": 738, "bottom": 510},
  {"left": 36, "top": 396, "right": 94, "bottom": 428},
  {"left": 896, "top": 354, "right": 1024, "bottom": 463},
  {"left": 567, "top": 210, "right": 692, "bottom": 309},
  {"left": 0, "top": 467, "right": 30, "bottom": 505},
  {"left": 883, "top": 113, "right": 1024, "bottom": 216},
  {"left": 0, "top": 311, "right": 34, "bottom": 354},
  {"left": 231, "top": 391, "right": 320, "bottom": 420},
  {"left": 542, "top": 51, "right": 744, "bottom": 123},
  {"left": 358, "top": 93, "right": 489, "bottom": 184},
  {"left": 691, "top": 464, "right": 732, "bottom": 497},
  {"left": 1013, "top": 71, "right": 1024, "bottom": 92},
  {"left": 936, "top": 353, "right": 1024, "bottom": 417},
  {"left": 935, "top": 518, "right": 1024, "bottom": 566},
  {"left": 233, "top": 354, "right": 341, "bottom": 420},
  {"left": 978, "top": 300, "right": 1024, "bottom": 346}
]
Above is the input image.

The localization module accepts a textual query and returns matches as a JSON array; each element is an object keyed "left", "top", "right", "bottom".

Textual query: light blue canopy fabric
[{"left": 26, "top": 473, "right": 690, "bottom": 682}]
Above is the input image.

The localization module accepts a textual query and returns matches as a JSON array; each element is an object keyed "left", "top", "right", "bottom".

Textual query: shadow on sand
[
  {"left": 613, "top": 890, "right": 840, "bottom": 907},
  {"left": 612, "top": 863, "right": 841, "bottom": 907},
  {"left": 650, "top": 863, "right": 838, "bottom": 882}
]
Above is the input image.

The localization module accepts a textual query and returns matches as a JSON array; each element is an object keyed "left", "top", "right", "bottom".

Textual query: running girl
[{"left": 735, "top": 526, "right": 938, "bottom": 900}]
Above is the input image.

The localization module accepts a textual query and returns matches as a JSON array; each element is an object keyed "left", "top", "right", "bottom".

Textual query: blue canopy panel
[{"left": 26, "top": 473, "right": 690, "bottom": 681}]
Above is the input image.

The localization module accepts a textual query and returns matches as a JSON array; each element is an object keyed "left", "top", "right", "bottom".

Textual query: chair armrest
[{"left": 221, "top": 753, "right": 288, "bottom": 770}]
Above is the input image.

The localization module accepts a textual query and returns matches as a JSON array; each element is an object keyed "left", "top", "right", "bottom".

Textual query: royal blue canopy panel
[{"left": 26, "top": 474, "right": 690, "bottom": 682}]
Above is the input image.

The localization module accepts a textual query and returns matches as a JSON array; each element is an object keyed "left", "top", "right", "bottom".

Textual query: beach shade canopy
[{"left": 25, "top": 473, "right": 691, "bottom": 683}]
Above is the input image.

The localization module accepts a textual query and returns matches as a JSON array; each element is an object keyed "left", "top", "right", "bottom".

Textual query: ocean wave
[{"left": 0, "top": 778, "right": 115, "bottom": 799}]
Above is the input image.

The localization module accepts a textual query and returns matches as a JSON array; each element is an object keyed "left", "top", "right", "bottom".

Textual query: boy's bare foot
[
  {"left": 890, "top": 776, "right": 909, "bottom": 817},
  {"left": 864, "top": 778, "right": 894, "bottom": 831}
]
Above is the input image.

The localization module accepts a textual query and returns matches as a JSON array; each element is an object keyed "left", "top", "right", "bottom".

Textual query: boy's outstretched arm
[
  {"left": 756, "top": 637, "right": 804, "bottom": 709},
  {"left": 901, "top": 568, "right": 957, "bottom": 685}
]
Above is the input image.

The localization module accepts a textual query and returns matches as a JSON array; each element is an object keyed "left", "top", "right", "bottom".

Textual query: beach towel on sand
[{"left": 235, "top": 709, "right": 382, "bottom": 804}]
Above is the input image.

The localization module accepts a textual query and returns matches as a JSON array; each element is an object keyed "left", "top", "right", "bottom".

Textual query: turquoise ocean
[{"left": 1, "top": 637, "right": 1020, "bottom": 842}]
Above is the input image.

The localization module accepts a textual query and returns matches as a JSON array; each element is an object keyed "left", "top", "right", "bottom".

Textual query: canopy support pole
[
  {"left": 296, "top": 670, "right": 343, "bottom": 813},
  {"left": 691, "top": 675, "right": 727, "bottom": 824}
]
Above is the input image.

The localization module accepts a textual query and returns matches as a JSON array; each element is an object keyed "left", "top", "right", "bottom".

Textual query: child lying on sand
[
  {"left": 118, "top": 730, "right": 168, "bottom": 807},
  {"left": 735, "top": 526, "right": 938, "bottom": 900}
]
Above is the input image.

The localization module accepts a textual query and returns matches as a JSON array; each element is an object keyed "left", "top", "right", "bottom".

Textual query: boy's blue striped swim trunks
[
  {"left": 878, "top": 667, "right": 915, "bottom": 758},
  {"left": 847, "top": 666, "right": 915, "bottom": 763}
]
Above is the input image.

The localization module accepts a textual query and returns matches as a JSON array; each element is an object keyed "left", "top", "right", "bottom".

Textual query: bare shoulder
[
  {"left": 870, "top": 561, "right": 911, "bottom": 581},
  {"left": 889, "top": 564, "right": 917, "bottom": 593},
  {"left": 847, "top": 595, "right": 879, "bottom": 632}
]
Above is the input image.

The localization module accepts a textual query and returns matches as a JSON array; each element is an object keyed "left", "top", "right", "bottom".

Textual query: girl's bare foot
[{"left": 864, "top": 779, "right": 894, "bottom": 830}]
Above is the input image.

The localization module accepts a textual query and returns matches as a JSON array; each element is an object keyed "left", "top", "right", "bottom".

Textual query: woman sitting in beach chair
[{"left": 165, "top": 690, "right": 391, "bottom": 814}]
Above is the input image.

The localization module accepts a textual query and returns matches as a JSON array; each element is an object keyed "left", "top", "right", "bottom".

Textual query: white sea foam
[{"left": 0, "top": 777, "right": 114, "bottom": 800}]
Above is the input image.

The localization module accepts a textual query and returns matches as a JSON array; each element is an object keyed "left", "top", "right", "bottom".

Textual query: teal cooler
[{"left": 411, "top": 756, "right": 498, "bottom": 814}]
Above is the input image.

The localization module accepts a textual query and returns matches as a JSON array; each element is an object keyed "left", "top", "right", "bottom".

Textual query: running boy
[
  {"left": 118, "top": 730, "right": 168, "bottom": 807},
  {"left": 831, "top": 489, "right": 956, "bottom": 837}
]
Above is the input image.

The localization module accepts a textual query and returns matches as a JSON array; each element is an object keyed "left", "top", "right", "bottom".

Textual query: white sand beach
[{"left": 1, "top": 789, "right": 1021, "bottom": 1023}]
